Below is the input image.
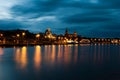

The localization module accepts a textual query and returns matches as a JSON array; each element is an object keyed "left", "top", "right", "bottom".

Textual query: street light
[
  {"left": 22, "top": 32, "right": 25, "bottom": 36},
  {"left": 22, "top": 32, "right": 26, "bottom": 44},
  {"left": 0, "top": 34, "right": 3, "bottom": 37},
  {"left": 17, "top": 34, "right": 20, "bottom": 44},
  {"left": 36, "top": 34, "right": 40, "bottom": 38},
  {"left": 36, "top": 34, "right": 40, "bottom": 44},
  {"left": 17, "top": 34, "right": 20, "bottom": 37}
]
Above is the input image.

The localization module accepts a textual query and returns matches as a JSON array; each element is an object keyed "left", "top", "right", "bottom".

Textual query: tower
[
  {"left": 65, "top": 28, "right": 69, "bottom": 37},
  {"left": 73, "top": 32, "right": 77, "bottom": 37}
]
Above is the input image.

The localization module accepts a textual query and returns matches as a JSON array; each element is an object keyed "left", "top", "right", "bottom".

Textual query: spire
[
  {"left": 65, "top": 28, "right": 69, "bottom": 37},
  {"left": 65, "top": 28, "right": 68, "bottom": 34}
]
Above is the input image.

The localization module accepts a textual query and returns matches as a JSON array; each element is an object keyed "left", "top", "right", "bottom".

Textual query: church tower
[{"left": 65, "top": 28, "right": 69, "bottom": 37}]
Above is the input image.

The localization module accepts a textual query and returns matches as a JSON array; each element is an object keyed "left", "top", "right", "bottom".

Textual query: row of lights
[
  {"left": 0, "top": 32, "right": 40, "bottom": 40},
  {"left": 16, "top": 32, "right": 40, "bottom": 39},
  {"left": 91, "top": 38, "right": 114, "bottom": 41},
  {"left": 17, "top": 32, "right": 25, "bottom": 37}
]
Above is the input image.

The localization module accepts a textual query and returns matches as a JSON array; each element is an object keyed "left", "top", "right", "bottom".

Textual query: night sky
[{"left": 0, "top": 0, "right": 120, "bottom": 38}]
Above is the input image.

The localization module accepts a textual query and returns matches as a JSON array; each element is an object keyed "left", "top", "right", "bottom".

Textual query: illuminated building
[
  {"left": 44, "top": 28, "right": 56, "bottom": 40},
  {"left": 80, "top": 39, "right": 91, "bottom": 44}
]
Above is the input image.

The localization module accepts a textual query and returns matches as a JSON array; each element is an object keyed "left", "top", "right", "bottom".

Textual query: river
[{"left": 0, "top": 44, "right": 120, "bottom": 80}]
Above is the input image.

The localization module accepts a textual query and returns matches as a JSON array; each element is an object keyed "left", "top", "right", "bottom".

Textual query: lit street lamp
[
  {"left": 35, "top": 34, "right": 40, "bottom": 44},
  {"left": 17, "top": 34, "right": 20, "bottom": 44},
  {"left": 36, "top": 34, "right": 40, "bottom": 39},
  {"left": 17, "top": 34, "right": 20, "bottom": 37},
  {"left": 0, "top": 34, "right": 3, "bottom": 37},
  {"left": 22, "top": 32, "right": 26, "bottom": 44},
  {"left": 22, "top": 32, "right": 25, "bottom": 36}
]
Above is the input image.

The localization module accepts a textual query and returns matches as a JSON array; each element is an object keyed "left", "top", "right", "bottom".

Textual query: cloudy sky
[{"left": 0, "top": 0, "right": 120, "bottom": 38}]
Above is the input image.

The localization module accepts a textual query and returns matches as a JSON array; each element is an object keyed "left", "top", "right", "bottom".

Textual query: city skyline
[{"left": 0, "top": 0, "right": 120, "bottom": 38}]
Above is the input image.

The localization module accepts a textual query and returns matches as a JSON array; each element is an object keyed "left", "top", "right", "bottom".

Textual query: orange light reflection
[
  {"left": 57, "top": 45, "right": 63, "bottom": 63},
  {"left": 74, "top": 45, "right": 78, "bottom": 63},
  {"left": 21, "top": 46, "right": 27, "bottom": 69},
  {"left": 34, "top": 45, "right": 41, "bottom": 70},
  {"left": 0, "top": 47, "right": 3, "bottom": 56},
  {"left": 64, "top": 45, "right": 72, "bottom": 64},
  {"left": 15, "top": 48, "right": 21, "bottom": 65},
  {"left": 51, "top": 45, "right": 56, "bottom": 63}
]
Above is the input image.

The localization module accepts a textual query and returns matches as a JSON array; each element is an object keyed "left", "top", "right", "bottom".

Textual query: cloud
[
  {"left": 0, "top": 20, "right": 26, "bottom": 30},
  {"left": 60, "top": 12, "right": 112, "bottom": 24},
  {"left": 28, "top": 16, "right": 56, "bottom": 22},
  {"left": 98, "top": 22, "right": 120, "bottom": 32},
  {"left": 11, "top": 0, "right": 62, "bottom": 16},
  {"left": 0, "top": 0, "right": 120, "bottom": 37}
]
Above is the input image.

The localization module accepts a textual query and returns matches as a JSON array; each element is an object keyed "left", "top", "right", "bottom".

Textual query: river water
[{"left": 0, "top": 44, "right": 120, "bottom": 80}]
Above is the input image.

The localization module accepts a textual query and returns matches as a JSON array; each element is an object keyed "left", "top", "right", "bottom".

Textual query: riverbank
[{"left": 0, "top": 42, "right": 119, "bottom": 48}]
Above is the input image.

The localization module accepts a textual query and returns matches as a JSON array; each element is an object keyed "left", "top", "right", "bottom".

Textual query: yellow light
[
  {"left": 36, "top": 34, "right": 40, "bottom": 38},
  {"left": 102, "top": 39, "right": 104, "bottom": 41},
  {"left": 15, "top": 48, "right": 21, "bottom": 65},
  {"left": 21, "top": 46, "right": 27, "bottom": 69},
  {"left": 0, "top": 34, "right": 3, "bottom": 37},
  {"left": 34, "top": 45, "right": 41, "bottom": 70},
  {"left": 0, "top": 47, "right": 3, "bottom": 56},
  {"left": 22, "top": 32, "right": 25, "bottom": 36},
  {"left": 17, "top": 34, "right": 20, "bottom": 37},
  {"left": 115, "top": 40, "right": 118, "bottom": 43},
  {"left": 51, "top": 45, "right": 55, "bottom": 63}
]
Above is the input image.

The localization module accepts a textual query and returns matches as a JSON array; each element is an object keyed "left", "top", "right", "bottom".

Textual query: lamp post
[
  {"left": 36, "top": 34, "right": 40, "bottom": 44},
  {"left": 0, "top": 34, "right": 4, "bottom": 44},
  {"left": 22, "top": 32, "right": 25, "bottom": 37},
  {"left": 17, "top": 34, "right": 20, "bottom": 44},
  {"left": 0, "top": 34, "right": 3, "bottom": 37},
  {"left": 36, "top": 34, "right": 40, "bottom": 40},
  {"left": 22, "top": 32, "right": 25, "bottom": 44}
]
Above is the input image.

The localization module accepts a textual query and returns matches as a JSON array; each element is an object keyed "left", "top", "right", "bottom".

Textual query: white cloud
[
  {"left": 28, "top": 16, "right": 57, "bottom": 22},
  {"left": 0, "top": 0, "right": 21, "bottom": 20}
]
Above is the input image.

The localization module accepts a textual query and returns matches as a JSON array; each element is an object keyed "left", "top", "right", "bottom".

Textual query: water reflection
[
  {"left": 44, "top": 45, "right": 52, "bottom": 63},
  {"left": 51, "top": 45, "right": 56, "bottom": 63},
  {"left": 93, "top": 44, "right": 97, "bottom": 64},
  {"left": 74, "top": 45, "right": 78, "bottom": 63},
  {"left": 43, "top": 45, "right": 78, "bottom": 65},
  {"left": 15, "top": 48, "right": 21, "bottom": 65},
  {"left": 1, "top": 44, "right": 120, "bottom": 80},
  {"left": 57, "top": 45, "right": 63, "bottom": 63},
  {"left": 21, "top": 46, "right": 27, "bottom": 69},
  {"left": 64, "top": 45, "right": 72, "bottom": 64},
  {"left": 0, "top": 47, "right": 3, "bottom": 56},
  {"left": 92, "top": 44, "right": 111, "bottom": 64},
  {"left": 13, "top": 44, "right": 118, "bottom": 69},
  {"left": 0, "top": 47, "right": 3, "bottom": 61},
  {"left": 15, "top": 46, "right": 27, "bottom": 69},
  {"left": 34, "top": 45, "right": 41, "bottom": 70}
]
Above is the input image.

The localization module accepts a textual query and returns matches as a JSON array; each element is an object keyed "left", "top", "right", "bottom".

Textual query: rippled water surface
[{"left": 0, "top": 44, "right": 120, "bottom": 80}]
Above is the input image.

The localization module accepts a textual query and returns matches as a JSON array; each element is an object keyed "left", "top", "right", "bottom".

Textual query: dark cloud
[
  {"left": 0, "top": 20, "right": 26, "bottom": 30},
  {"left": 89, "top": 30, "right": 120, "bottom": 38},
  {"left": 0, "top": 0, "right": 120, "bottom": 37},
  {"left": 98, "top": 22, "right": 120, "bottom": 31},
  {"left": 60, "top": 0, "right": 120, "bottom": 9},
  {"left": 100, "top": 0, "right": 120, "bottom": 9},
  {"left": 11, "top": 0, "right": 62, "bottom": 17},
  {"left": 61, "top": 13, "right": 112, "bottom": 24}
]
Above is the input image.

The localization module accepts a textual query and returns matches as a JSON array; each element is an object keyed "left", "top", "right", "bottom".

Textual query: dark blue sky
[{"left": 0, "top": 0, "right": 120, "bottom": 38}]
